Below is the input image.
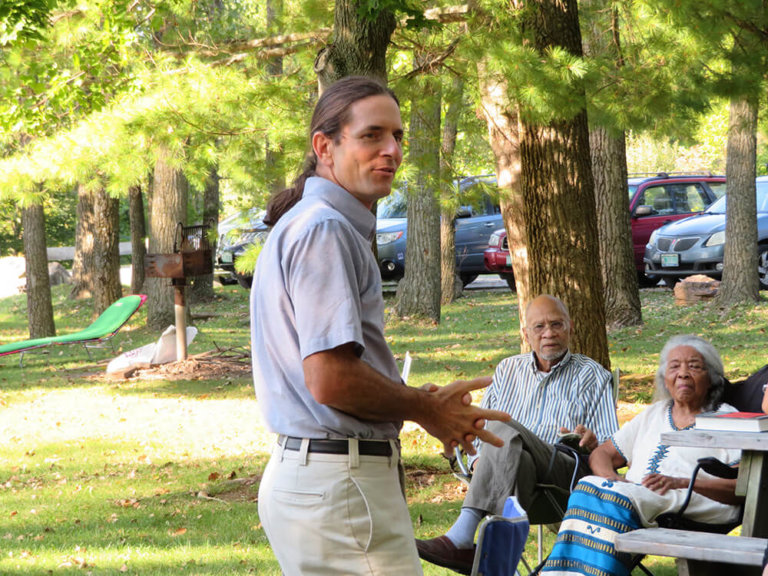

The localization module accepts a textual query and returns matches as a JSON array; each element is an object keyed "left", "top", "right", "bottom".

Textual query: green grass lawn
[{"left": 1, "top": 283, "right": 765, "bottom": 574}]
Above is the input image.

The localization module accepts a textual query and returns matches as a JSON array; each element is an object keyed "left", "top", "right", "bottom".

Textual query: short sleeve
[{"left": 285, "top": 219, "right": 367, "bottom": 359}]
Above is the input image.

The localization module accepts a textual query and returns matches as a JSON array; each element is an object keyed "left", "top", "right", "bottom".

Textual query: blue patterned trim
[
  {"left": 541, "top": 558, "right": 617, "bottom": 576},
  {"left": 646, "top": 401, "right": 694, "bottom": 475},
  {"left": 666, "top": 400, "right": 696, "bottom": 431},
  {"left": 610, "top": 437, "right": 627, "bottom": 462},
  {"left": 646, "top": 444, "right": 669, "bottom": 475}
]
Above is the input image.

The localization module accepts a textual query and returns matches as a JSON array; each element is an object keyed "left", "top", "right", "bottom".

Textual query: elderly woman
[{"left": 540, "top": 335, "right": 742, "bottom": 576}]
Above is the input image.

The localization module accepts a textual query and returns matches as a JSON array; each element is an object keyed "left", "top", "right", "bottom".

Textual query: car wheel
[
  {"left": 217, "top": 275, "right": 237, "bottom": 286},
  {"left": 637, "top": 272, "right": 659, "bottom": 288},
  {"left": 460, "top": 273, "right": 478, "bottom": 287},
  {"left": 663, "top": 276, "right": 680, "bottom": 288},
  {"left": 758, "top": 248, "right": 768, "bottom": 290},
  {"left": 500, "top": 273, "right": 516, "bottom": 291}
]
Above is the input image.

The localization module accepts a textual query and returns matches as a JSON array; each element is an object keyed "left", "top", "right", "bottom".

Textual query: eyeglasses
[{"left": 528, "top": 321, "right": 567, "bottom": 336}]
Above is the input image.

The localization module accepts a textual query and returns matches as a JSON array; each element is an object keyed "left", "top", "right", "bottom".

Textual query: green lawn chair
[{"left": 0, "top": 294, "right": 147, "bottom": 367}]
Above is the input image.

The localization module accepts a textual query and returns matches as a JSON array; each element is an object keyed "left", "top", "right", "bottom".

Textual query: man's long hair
[{"left": 264, "top": 76, "right": 399, "bottom": 226}]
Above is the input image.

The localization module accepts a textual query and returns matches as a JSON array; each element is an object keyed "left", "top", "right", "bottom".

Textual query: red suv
[{"left": 484, "top": 173, "right": 726, "bottom": 287}]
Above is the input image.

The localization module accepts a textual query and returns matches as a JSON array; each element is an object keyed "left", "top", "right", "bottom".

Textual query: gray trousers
[{"left": 463, "top": 419, "right": 590, "bottom": 524}]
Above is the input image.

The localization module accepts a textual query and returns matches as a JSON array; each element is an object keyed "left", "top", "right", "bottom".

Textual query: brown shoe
[{"left": 416, "top": 535, "right": 475, "bottom": 575}]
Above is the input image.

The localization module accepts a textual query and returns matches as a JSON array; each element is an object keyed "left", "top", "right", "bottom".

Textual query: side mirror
[{"left": 634, "top": 205, "right": 653, "bottom": 217}]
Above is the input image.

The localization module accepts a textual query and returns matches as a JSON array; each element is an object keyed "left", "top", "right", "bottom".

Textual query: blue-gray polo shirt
[{"left": 250, "top": 177, "right": 402, "bottom": 440}]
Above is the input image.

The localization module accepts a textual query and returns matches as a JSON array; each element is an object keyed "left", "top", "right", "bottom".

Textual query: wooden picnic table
[{"left": 660, "top": 429, "right": 768, "bottom": 538}]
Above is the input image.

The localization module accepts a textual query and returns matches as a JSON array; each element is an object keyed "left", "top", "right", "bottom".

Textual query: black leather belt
[{"left": 280, "top": 436, "right": 393, "bottom": 457}]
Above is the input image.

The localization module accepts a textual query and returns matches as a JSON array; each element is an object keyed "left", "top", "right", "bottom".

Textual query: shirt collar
[
  {"left": 527, "top": 349, "right": 572, "bottom": 374},
  {"left": 304, "top": 176, "right": 377, "bottom": 240}
]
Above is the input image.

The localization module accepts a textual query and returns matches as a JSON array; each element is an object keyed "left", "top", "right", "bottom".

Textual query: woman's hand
[{"left": 642, "top": 473, "right": 686, "bottom": 495}]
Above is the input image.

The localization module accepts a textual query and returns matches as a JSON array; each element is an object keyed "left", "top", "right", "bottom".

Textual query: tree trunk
[
  {"left": 519, "top": 0, "right": 609, "bottom": 368},
  {"left": 477, "top": 61, "right": 531, "bottom": 351},
  {"left": 717, "top": 93, "right": 759, "bottom": 305},
  {"left": 189, "top": 169, "right": 219, "bottom": 304},
  {"left": 265, "top": 0, "right": 286, "bottom": 194},
  {"left": 22, "top": 203, "right": 56, "bottom": 338},
  {"left": 582, "top": 0, "right": 641, "bottom": 329},
  {"left": 146, "top": 146, "right": 189, "bottom": 330},
  {"left": 395, "top": 54, "right": 442, "bottom": 322},
  {"left": 440, "top": 74, "right": 464, "bottom": 304},
  {"left": 70, "top": 183, "right": 95, "bottom": 299},
  {"left": 129, "top": 185, "right": 147, "bottom": 295},
  {"left": 92, "top": 188, "right": 122, "bottom": 316},
  {"left": 313, "top": 0, "right": 396, "bottom": 90},
  {"left": 590, "top": 127, "right": 642, "bottom": 328}
]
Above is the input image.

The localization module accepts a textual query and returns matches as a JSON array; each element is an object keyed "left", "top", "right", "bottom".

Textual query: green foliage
[
  {"left": 0, "top": 0, "right": 54, "bottom": 45},
  {"left": 234, "top": 241, "right": 263, "bottom": 275}
]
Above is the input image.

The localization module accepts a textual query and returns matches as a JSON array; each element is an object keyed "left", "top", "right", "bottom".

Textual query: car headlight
[
  {"left": 377, "top": 231, "right": 403, "bottom": 245},
  {"left": 704, "top": 231, "right": 725, "bottom": 247},
  {"left": 648, "top": 229, "right": 660, "bottom": 247},
  {"left": 488, "top": 233, "right": 501, "bottom": 247}
]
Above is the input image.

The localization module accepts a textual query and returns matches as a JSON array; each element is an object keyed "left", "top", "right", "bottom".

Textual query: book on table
[{"left": 695, "top": 411, "right": 768, "bottom": 432}]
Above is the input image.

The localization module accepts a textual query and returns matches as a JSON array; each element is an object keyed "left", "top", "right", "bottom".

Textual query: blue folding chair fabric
[{"left": 471, "top": 497, "right": 530, "bottom": 576}]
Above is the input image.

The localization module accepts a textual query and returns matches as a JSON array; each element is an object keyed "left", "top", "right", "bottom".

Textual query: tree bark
[
  {"left": 519, "top": 0, "right": 609, "bottom": 368},
  {"left": 717, "top": 93, "right": 759, "bottom": 305},
  {"left": 478, "top": 61, "right": 531, "bottom": 351},
  {"left": 582, "top": 0, "right": 641, "bottom": 329},
  {"left": 265, "top": 0, "right": 285, "bottom": 194},
  {"left": 129, "top": 185, "right": 147, "bottom": 295},
  {"left": 395, "top": 53, "right": 442, "bottom": 322},
  {"left": 146, "top": 146, "right": 189, "bottom": 330},
  {"left": 189, "top": 169, "right": 219, "bottom": 304},
  {"left": 440, "top": 74, "right": 464, "bottom": 304},
  {"left": 590, "top": 127, "right": 642, "bottom": 328},
  {"left": 22, "top": 203, "right": 56, "bottom": 338},
  {"left": 313, "top": 0, "right": 396, "bottom": 90},
  {"left": 92, "top": 188, "right": 122, "bottom": 316},
  {"left": 70, "top": 183, "right": 95, "bottom": 299}
]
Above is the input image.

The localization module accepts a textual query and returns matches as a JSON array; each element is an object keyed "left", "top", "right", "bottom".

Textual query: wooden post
[{"left": 173, "top": 281, "right": 187, "bottom": 361}]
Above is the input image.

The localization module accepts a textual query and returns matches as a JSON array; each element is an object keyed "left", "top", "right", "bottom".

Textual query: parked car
[
  {"left": 215, "top": 208, "right": 268, "bottom": 288},
  {"left": 481, "top": 173, "right": 726, "bottom": 288},
  {"left": 376, "top": 175, "right": 502, "bottom": 286},
  {"left": 628, "top": 173, "right": 725, "bottom": 284},
  {"left": 483, "top": 228, "right": 515, "bottom": 290},
  {"left": 644, "top": 176, "right": 768, "bottom": 288}
]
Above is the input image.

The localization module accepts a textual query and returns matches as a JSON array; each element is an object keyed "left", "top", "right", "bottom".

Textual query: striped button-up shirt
[{"left": 473, "top": 350, "right": 619, "bottom": 459}]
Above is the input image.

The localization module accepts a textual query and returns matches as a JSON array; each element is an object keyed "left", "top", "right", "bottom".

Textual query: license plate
[
  {"left": 221, "top": 252, "right": 233, "bottom": 264},
  {"left": 661, "top": 253, "right": 679, "bottom": 267},
  {"left": 505, "top": 255, "right": 512, "bottom": 266}
]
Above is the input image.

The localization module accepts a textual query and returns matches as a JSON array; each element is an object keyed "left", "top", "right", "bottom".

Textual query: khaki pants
[{"left": 258, "top": 439, "right": 423, "bottom": 575}]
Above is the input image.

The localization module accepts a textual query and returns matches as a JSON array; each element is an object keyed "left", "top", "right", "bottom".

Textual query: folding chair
[
  {"left": 451, "top": 441, "right": 586, "bottom": 574},
  {"left": 471, "top": 497, "right": 530, "bottom": 576}
]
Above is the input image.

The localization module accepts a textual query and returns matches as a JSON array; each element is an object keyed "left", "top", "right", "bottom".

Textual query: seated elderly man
[{"left": 417, "top": 294, "right": 619, "bottom": 575}]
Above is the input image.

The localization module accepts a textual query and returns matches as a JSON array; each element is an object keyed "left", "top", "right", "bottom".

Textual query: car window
[
  {"left": 669, "top": 183, "right": 708, "bottom": 214},
  {"left": 706, "top": 184, "right": 768, "bottom": 214},
  {"left": 628, "top": 184, "right": 638, "bottom": 201},
  {"left": 637, "top": 185, "right": 674, "bottom": 215},
  {"left": 378, "top": 192, "right": 407, "bottom": 218},
  {"left": 758, "top": 184, "right": 768, "bottom": 212},
  {"left": 709, "top": 182, "right": 727, "bottom": 199},
  {"left": 457, "top": 180, "right": 499, "bottom": 217}
]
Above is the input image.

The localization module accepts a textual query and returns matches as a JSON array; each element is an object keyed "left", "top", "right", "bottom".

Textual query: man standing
[
  {"left": 251, "top": 76, "right": 510, "bottom": 575},
  {"left": 417, "top": 294, "right": 619, "bottom": 574}
]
